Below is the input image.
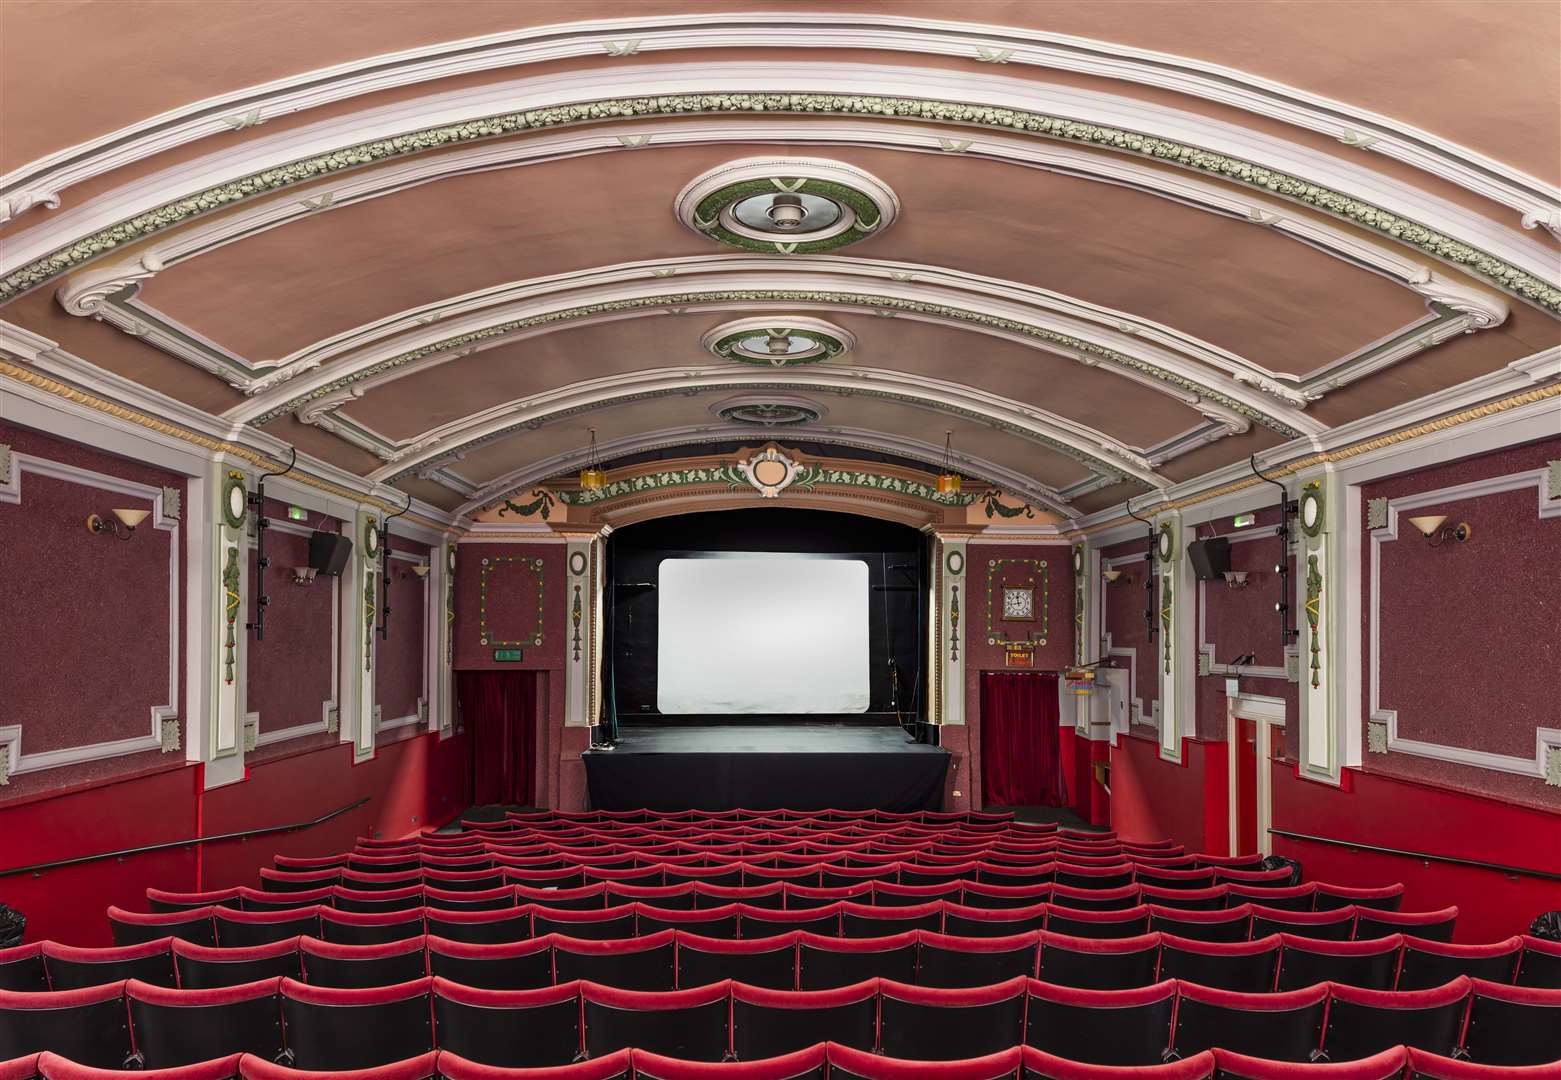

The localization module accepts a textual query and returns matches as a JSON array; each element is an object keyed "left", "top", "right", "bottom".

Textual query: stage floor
[{"left": 583, "top": 723, "right": 951, "bottom": 812}]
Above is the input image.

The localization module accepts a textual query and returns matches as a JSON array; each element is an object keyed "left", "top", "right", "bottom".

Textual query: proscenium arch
[{"left": 7, "top": 64, "right": 1557, "bottom": 312}]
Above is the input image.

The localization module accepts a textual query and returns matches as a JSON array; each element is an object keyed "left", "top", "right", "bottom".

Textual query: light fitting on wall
[
  {"left": 400, "top": 563, "right": 430, "bottom": 580},
  {"left": 1222, "top": 570, "right": 1250, "bottom": 589},
  {"left": 85, "top": 508, "right": 149, "bottom": 539},
  {"left": 1102, "top": 568, "right": 1124, "bottom": 584},
  {"left": 936, "top": 431, "right": 961, "bottom": 495},
  {"left": 579, "top": 428, "right": 606, "bottom": 493},
  {"left": 290, "top": 566, "right": 319, "bottom": 586},
  {"left": 1406, "top": 514, "right": 1472, "bottom": 546}
]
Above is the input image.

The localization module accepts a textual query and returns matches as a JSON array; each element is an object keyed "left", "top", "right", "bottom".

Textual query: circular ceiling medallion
[
  {"left": 675, "top": 157, "right": 899, "bottom": 255},
  {"left": 702, "top": 316, "right": 855, "bottom": 368},
  {"left": 712, "top": 394, "right": 825, "bottom": 427}
]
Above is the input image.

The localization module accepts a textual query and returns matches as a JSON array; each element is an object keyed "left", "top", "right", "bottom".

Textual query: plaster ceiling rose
[
  {"left": 712, "top": 394, "right": 826, "bottom": 428},
  {"left": 701, "top": 316, "right": 856, "bottom": 367},
  {"left": 675, "top": 157, "right": 900, "bottom": 255}
]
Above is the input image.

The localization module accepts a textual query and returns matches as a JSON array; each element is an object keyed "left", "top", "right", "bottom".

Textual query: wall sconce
[
  {"left": 1406, "top": 514, "right": 1472, "bottom": 546},
  {"left": 290, "top": 566, "right": 319, "bottom": 586},
  {"left": 1102, "top": 569, "right": 1123, "bottom": 584},
  {"left": 402, "top": 564, "right": 431, "bottom": 580},
  {"left": 1222, "top": 570, "right": 1250, "bottom": 589},
  {"left": 86, "top": 508, "right": 150, "bottom": 539}
]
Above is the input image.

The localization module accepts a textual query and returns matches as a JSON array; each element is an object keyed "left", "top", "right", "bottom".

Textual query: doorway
[
  {"left": 456, "top": 670, "right": 539, "bottom": 807},
  {"left": 1225, "top": 691, "right": 1286, "bottom": 856}
]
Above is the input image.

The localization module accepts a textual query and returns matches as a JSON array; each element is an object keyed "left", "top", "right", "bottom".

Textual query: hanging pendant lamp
[
  {"left": 579, "top": 428, "right": 606, "bottom": 492},
  {"left": 936, "top": 430, "right": 962, "bottom": 495}
]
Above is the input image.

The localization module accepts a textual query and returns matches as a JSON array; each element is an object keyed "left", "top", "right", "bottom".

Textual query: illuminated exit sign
[{"left": 1232, "top": 513, "right": 1257, "bottom": 528}]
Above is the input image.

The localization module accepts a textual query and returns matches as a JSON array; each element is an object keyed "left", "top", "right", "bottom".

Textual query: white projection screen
[{"left": 657, "top": 556, "right": 870, "bottom": 714}]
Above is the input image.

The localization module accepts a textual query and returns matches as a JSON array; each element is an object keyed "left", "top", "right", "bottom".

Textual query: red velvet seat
[
  {"left": 213, "top": 907, "right": 319, "bottom": 948},
  {"left": 256, "top": 868, "right": 340, "bottom": 893},
  {"left": 1322, "top": 977, "right": 1471, "bottom": 1061},
  {"left": 917, "top": 931, "right": 1040, "bottom": 988},
  {"left": 234, "top": 887, "right": 334, "bottom": 914},
  {"left": 107, "top": 906, "right": 216, "bottom": 948},
  {"left": 956, "top": 883, "right": 1054, "bottom": 911},
  {"left": 1024, "top": 979, "right": 1176, "bottom": 1066},
  {"left": 943, "top": 902, "right": 1050, "bottom": 939},
  {"left": 675, "top": 932, "right": 795, "bottom": 990},
  {"left": 604, "top": 884, "right": 697, "bottom": 911},
  {"left": 553, "top": 930, "right": 677, "bottom": 991},
  {"left": 1158, "top": 933, "right": 1280, "bottom": 993},
  {"left": 1048, "top": 884, "right": 1140, "bottom": 913},
  {"left": 1397, "top": 935, "right": 1523, "bottom": 990},
  {"left": 513, "top": 884, "right": 606, "bottom": 911},
  {"left": 1275, "top": 934, "right": 1403, "bottom": 991},
  {"left": 345, "top": 854, "right": 421, "bottom": 876},
  {"left": 432, "top": 978, "right": 582, "bottom": 1068},
  {"left": 1021, "top": 1045, "right": 1214, "bottom": 1079},
  {"left": 422, "top": 885, "right": 516, "bottom": 913},
  {"left": 1516, "top": 935, "right": 1561, "bottom": 989},
  {"left": 331, "top": 884, "right": 425, "bottom": 914},
  {"left": 420, "top": 869, "right": 504, "bottom": 893},
  {"left": 172, "top": 939, "right": 301, "bottom": 990},
  {"left": 740, "top": 905, "right": 840, "bottom": 940},
  {"left": 279, "top": 976, "right": 433, "bottom": 1069},
  {"left": 826, "top": 1043, "right": 1021, "bottom": 1080},
  {"left": 975, "top": 864, "right": 1057, "bottom": 888},
  {"left": 839, "top": 900, "right": 942, "bottom": 939},
  {"left": 1043, "top": 904, "right": 1152, "bottom": 941},
  {"left": 1212, "top": 1046, "right": 1407, "bottom": 1079},
  {"left": 239, "top": 1050, "right": 437, "bottom": 1079},
  {"left": 0, "top": 982, "right": 132, "bottom": 1068},
  {"left": 1355, "top": 906, "right": 1458, "bottom": 944},
  {"left": 316, "top": 907, "right": 424, "bottom": 946},
  {"left": 730, "top": 981, "right": 877, "bottom": 1060},
  {"left": 900, "top": 861, "right": 980, "bottom": 887},
  {"left": 1138, "top": 885, "right": 1229, "bottom": 913},
  {"left": 1035, "top": 931, "right": 1161, "bottom": 990},
  {"left": 1172, "top": 982, "right": 1328, "bottom": 1062},
  {"left": 1250, "top": 905, "right": 1356, "bottom": 942},
  {"left": 1460, "top": 978, "right": 1561, "bottom": 1065},
  {"left": 637, "top": 903, "right": 738, "bottom": 939},
  {"left": 504, "top": 868, "right": 588, "bottom": 892},
  {"left": 1229, "top": 883, "right": 1317, "bottom": 912},
  {"left": 1314, "top": 883, "right": 1405, "bottom": 912},
  {"left": 1053, "top": 866, "right": 1136, "bottom": 891},
  {"left": 42, "top": 939, "right": 176, "bottom": 990},
  {"left": 879, "top": 976, "right": 1028, "bottom": 1061},
  {"left": 582, "top": 981, "right": 730, "bottom": 1062},
  {"left": 30, "top": 1051, "right": 244, "bottom": 1080},
  {"left": 532, "top": 905, "right": 635, "bottom": 941},
  {"left": 0, "top": 945, "right": 47, "bottom": 993},
  {"left": 298, "top": 935, "right": 427, "bottom": 988},
  {"left": 425, "top": 934, "right": 551, "bottom": 991},
  {"left": 633, "top": 1045, "right": 823, "bottom": 1080},
  {"left": 696, "top": 883, "right": 784, "bottom": 911},
  {"left": 125, "top": 977, "right": 284, "bottom": 1068},
  {"left": 1406, "top": 1046, "right": 1561, "bottom": 1079},
  {"left": 785, "top": 884, "right": 872, "bottom": 911},
  {"left": 424, "top": 907, "right": 532, "bottom": 945},
  {"left": 1133, "top": 867, "right": 1217, "bottom": 891},
  {"left": 1214, "top": 867, "right": 1298, "bottom": 889},
  {"left": 146, "top": 888, "right": 243, "bottom": 914},
  {"left": 872, "top": 882, "right": 961, "bottom": 908}
]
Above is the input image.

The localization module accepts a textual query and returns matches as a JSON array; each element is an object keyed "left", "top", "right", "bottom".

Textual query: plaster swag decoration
[
  {"left": 222, "top": 545, "right": 241, "bottom": 685},
  {"left": 363, "top": 570, "right": 376, "bottom": 672},
  {"left": 1305, "top": 554, "right": 1323, "bottom": 689}
]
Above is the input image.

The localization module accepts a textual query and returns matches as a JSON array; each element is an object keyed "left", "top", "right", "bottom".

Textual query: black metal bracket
[
  {"left": 245, "top": 447, "right": 298, "bottom": 641},
  {"left": 379, "top": 489, "right": 413, "bottom": 640},
  {"left": 1124, "top": 497, "right": 1158, "bottom": 641},
  {"left": 1250, "top": 456, "right": 1300, "bottom": 647}
]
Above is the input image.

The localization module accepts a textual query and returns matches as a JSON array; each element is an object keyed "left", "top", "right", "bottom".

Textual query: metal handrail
[
  {"left": 0, "top": 796, "right": 371, "bottom": 878},
  {"left": 1268, "top": 827, "right": 1561, "bottom": 883}
]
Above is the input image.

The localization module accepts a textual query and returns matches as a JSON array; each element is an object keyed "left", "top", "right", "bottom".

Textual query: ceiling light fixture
[
  {"left": 765, "top": 193, "right": 806, "bottom": 230},
  {"left": 579, "top": 428, "right": 606, "bottom": 493},
  {"left": 936, "top": 431, "right": 961, "bottom": 495},
  {"left": 86, "top": 507, "right": 150, "bottom": 540},
  {"left": 766, "top": 334, "right": 793, "bottom": 355}
]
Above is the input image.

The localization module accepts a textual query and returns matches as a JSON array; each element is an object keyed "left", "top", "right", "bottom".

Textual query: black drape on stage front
[{"left": 457, "top": 670, "right": 536, "bottom": 806}]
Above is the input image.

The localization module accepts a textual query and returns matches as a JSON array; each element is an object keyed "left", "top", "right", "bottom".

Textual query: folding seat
[
  {"left": 421, "top": 853, "right": 495, "bottom": 872},
  {"left": 840, "top": 900, "right": 942, "bottom": 939},
  {"left": 605, "top": 884, "right": 697, "bottom": 910},
  {"left": 1322, "top": 977, "right": 1471, "bottom": 1060},
  {"left": 1229, "top": 883, "right": 1317, "bottom": 911},
  {"left": 1049, "top": 884, "right": 1140, "bottom": 913},
  {"left": 1024, "top": 978, "right": 1176, "bottom": 1066},
  {"left": 32, "top": 1051, "right": 247, "bottom": 1080},
  {"left": 425, "top": 906, "right": 532, "bottom": 945},
  {"left": 298, "top": 935, "right": 427, "bottom": 988},
  {"left": 1356, "top": 906, "right": 1458, "bottom": 944},
  {"left": 239, "top": 1050, "right": 436, "bottom": 1080},
  {"left": 1174, "top": 981, "right": 1328, "bottom": 1060},
  {"left": 1276, "top": 934, "right": 1403, "bottom": 991},
  {"left": 1137, "top": 885, "right": 1227, "bottom": 912},
  {"left": 1405, "top": 1048, "right": 1561, "bottom": 1080},
  {"left": 532, "top": 905, "right": 636, "bottom": 941},
  {"left": 900, "top": 861, "right": 981, "bottom": 886},
  {"left": 505, "top": 867, "right": 588, "bottom": 891},
  {"left": 875, "top": 975, "right": 1027, "bottom": 1060},
  {"left": 108, "top": 906, "right": 217, "bottom": 947},
  {"left": 873, "top": 881, "right": 961, "bottom": 908},
  {"left": 821, "top": 865, "right": 898, "bottom": 889},
  {"left": 214, "top": 907, "right": 320, "bottom": 947},
  {"left": 1053, "top": 851, "right": 1129, "bottom": 867},
  {"left": 975, "top": 864, "right": 1057, "bottom": 889},
  {"left": 1314, "top": 883, "right": 1405, "bottom": 912},
  {"left": 257, "top": 868, "right": 340, "bottom": 892},
  {"left": 730, "top": 980, "right": 877, "bottom": 1059},
  {"left": 173, "top": 939, "right": 301, "bottom": 989},
  {"left": 347, "top": 853, "right": 422, "bottom": 875},
  {"left": 1194, "top": 853, "right": 1264, "bottom": 870},
  {"left": 280, "top": 976, "right": 433, "bottom": 1069},
  {"left": 797, "top": 930, "right": 917, "bottom": 989},
  {"left": 1460, "top": 978, "right": 1561, "bottom": 1065},
  {"left": 422, "top": 869, "right": 505, "bottom": 893},
  {"left": 640, "top": 903, "right": 739, "bottom": 939},
  {"left": 1044, "top": 905, "right": 1151, "bottom": 941},
  {"left": 554, "top": 930, "right": 677, "bottom": 991},
  {"left": 1213, "top": 1047, "right": 1408, "bottom": 1080},
  {"left": 425, "top": 933, "right": 552, "bottom": 991},
  {"left": 582, "top": 981, "right": 730, "bottom": 1061},
  {"left": 676, "top": 932, "right": 796, "bottom": 990},
  {"left": 746, "top": 865, "right": 823, "bottom": 888},
  {"left": 316, "top": 907, "right": 424, "bottom": 945},
  {"left": 434, "top": 977, "right": 583, "bottom": 1066},
  {"left": 959, "top": 882, "right": 1053, "bottom": 910},
  {"left": 1215, "top": 867, "right": 1298, "bottom": 889},
  {"left": 666, "top": 865, "right": 744, "bottom": 889},
  {"left": 1035, "top": 931, "right": 1160, "bottom": 990},
  {"left": 584, "top": 866, "right": 666, "bottom": 889},
  {"left": 824, "top": 1044, "right": 1023, "bottom": 1080},
  {"left": 1158, "top": 933, "right": 1280, "bottom": 993},
  {"left": 332, "top": 884, "right": 426, "bottom": 914},
  {"left": 147, "top": 887, "right": 243, "bottom": 913},
  {"left": 915, "top": 930, "right": 1038, "bottom": 988},
  {"left": 1156, "top": 909, "right": 1251, "bottom": 948},
  {"left": 1516, "top": 934, "right": 1561, "bottom": 989},
  {"left": 943, "top": 901, "right": 1050, "bottom": 939},
  {"left": 1397, "top": 935, "right": 1523, "bottom": 990},
  {"left": 1134, "top": 867, "right": 1216, "bottom": 891},
  {"left": 515, "top": 883, "right": 607, "bottom": 910},
  {"left": 1053, "top": 865, "right": 1136, "bottom": 891},
  {"left": 123, "top": 977, "right": 283, "bottom": 1067},
  {"left": 235, "top": 886, "right": 334, "bottom": 913},
  {"left": 741, "top": 905, "right": 840, "bottom": 939},
  {"left": 0, "top": 945, "right": 47, "bottom": 992},
  {"left": 422, "top": 886, "right": 515, "bottom": 913},
  {"left": 786, "top": 884, "right": 872, "bottom": 910},
  {"left": 1128, "top": 855, "right": 1200, "bottom": 871},
  {"left": 698, "top": 883, "right": 784, "bottom": 911},
  {"left": 42, "top": 939, "right": 176, "bottom": 990},
  {"left": 0, "top": 983, "right": 132, "bottom": 1068},
  {"left": 1250, "top": 905, "right": 1356, "bottom": 941}
]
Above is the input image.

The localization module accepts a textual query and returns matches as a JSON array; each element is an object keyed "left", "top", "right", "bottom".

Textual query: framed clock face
[
  {"left": 1300, "top": 486, "right": 1325, "bottom": 537},
  {"left": 221, "top": 472, "right": 247, "bottom": 530},
  {"left": 363, "top": 520, "right": 380, "bottom": 559},
  {"left": 1156, "top": 523, "right": 1175, "bottom": 563},
  {"left": 1002, "top": 586, "right": 1035, "bottom": 622}
]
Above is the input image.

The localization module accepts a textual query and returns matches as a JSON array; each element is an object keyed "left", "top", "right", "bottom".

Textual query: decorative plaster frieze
[
  {"left": 160, "top": 485, "right": 181, "bottom": 521},
  {"left": 1365, "top": 497, "right": 1389, "bottom": 530},
  {"left": 675, "top": 157, "right": 899, "bottom": 254},
  {"left": 0, "top": 745, "right": 8, "bottom": 786},
  {"left": 7, "top": 78, "right": 1555, "bottom": 313},
  {"left": 161, "top": 717, "right": 182, "bottom": 754},
  {"left": 1367, "top": 718, "right": 1389, "bottom": 754},
  {"left": 1548, "top": 461, "right": 1561, "bottom": 501},
  {"left": 1546, "top": 746, "right": 1561, "bottom": 788},
  {"left": 0, "top": 444, "right": 9, "bottom": 486}
]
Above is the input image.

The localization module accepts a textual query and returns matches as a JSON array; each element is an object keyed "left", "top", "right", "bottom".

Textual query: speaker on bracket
[
  {"left": 1187, "top": 537, "right": 1232, "bottom": 581},
  {"left": 308, "top": 531, "right": 354, "bottom": 577}
]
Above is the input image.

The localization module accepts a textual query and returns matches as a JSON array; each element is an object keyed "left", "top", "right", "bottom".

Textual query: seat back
[
  {"left": 1460, "top": 978, "right": 1561, "bottom": 1066},
  {"left": 106, "top": 907, "right": 216, "bottom": 948},
  {"left": 730, "top": 981, "right": 877, "bottom": 1059},
  {"left": 1148, "top": 905, "right": 1250, "bottom": 943},
  {"left": 840, "top": 901, "right": 942, "bottom": 939},
  {"left": 1024, "top": 980, "right": 1176, "bottom": 1066},
  {"left": 424, "top": 908, "right": 532, "bottom": 945},
  {"left": 1250, "top": 905, "right": 1356, "bottom": 941},
  {"left": 1172, "top": 983, "right": 1327, "bottom": 1062},
  {"left": 742, "top": 906, "right": 840, "bottom": 939},
  {"left": 1355, "top": 906, "right": 1458, "bottom": 944},
  {"left": 1036, "top": 931, "right": 1160, "bottom": 990},
  {"left": 917, "top": 931, "right": 1040, "bottom": 989},
  {"left": 426, "top": 934, "right": 552, "bottom": 991},
  {"left": 1158, "top": 934, "right": 1280, "bottom": 993},
  {"left": 581, "top": 982, "right": 730, "bottom": 1061},
  {"left": 532, "top": 906, "right": 636, "bottom": 941},
  {"left": 299, "top": 936, "right": 428, "bottom": 988},
  {"left": 172, "top": 939, "right": 302, "bottom": 989},
  {"left": 280, "top": 977, "right": 434, "bottom": 1069},
  {"left": 1396, "top": 936, "right": 1522, "bottom": 991},
  {"left": 676, "top": 933, "right": 797, "bottom": 991},
  {"left": 1044, "top": 905, "right": 1151, "bottom": 940},
  {"left": 41, "top": 940, "right": 176, "bottom": 990},
  {"left": 554, "top": 931, "right": 677, "bottom": 992},
  {"left": 125, "top": 977, "right": 284, "bottom": 1068},
  {"left": 1314, "top": 883, "right": 1405, "bottom": 912},
  {"left": 796, "top": 931, "right": 917, "bottom": 990},
  {"left": 432, "top": 978, "right": 582, "bottom": 1068},
  {"left": 317, "top": 909, "right": 424, "bottom": 945},
  {"left": 1275, "top": 935, "right": 1402, "bottom": 991},
  {"left": 1515, "top": 935, "right": 1561, "bottom": 989},
  {"left": 638, "top": 904, "right": 738, "bottom": 939},
  {"left": 0, "top": 982, "right": 131, "bottom": 1068},
  {"left": 879, "top": 977, "right": 1028, "bottom": 1061},
  {"left": 213, "top": 907, "right": 320, "bottom": 947},
  {"left": 943, "top": 902, "right": 1049, "bottom": 939},
  {"left": 1322, "top": 978, "right": 1470, "bottom": 1061},
  {"left": 0, "top": 946, "right": 47, "bottom": 992}
]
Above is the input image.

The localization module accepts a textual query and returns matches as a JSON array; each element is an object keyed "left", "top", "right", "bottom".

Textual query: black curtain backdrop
[
  {"left": 979, "top": 671, "right": 1065, "bottom": 807},
  {"left": 457, "top": 670, "right": 537, "bottom": 806}
]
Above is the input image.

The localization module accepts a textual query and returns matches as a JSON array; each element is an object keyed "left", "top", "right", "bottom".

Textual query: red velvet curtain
[
  {"left": 980, "top": 671, "right": 1065, "bottom": 807},
  {"left": 456, "top": 670, "right": 537, "bottom": 807}
]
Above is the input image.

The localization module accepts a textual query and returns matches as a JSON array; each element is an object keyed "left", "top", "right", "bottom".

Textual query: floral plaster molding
[
  {"left": 8, "top": 68, "right": 1555, "bottom": 312},
  {"left": 1, "top": 17, "right": 1554, "bottom": 235}
]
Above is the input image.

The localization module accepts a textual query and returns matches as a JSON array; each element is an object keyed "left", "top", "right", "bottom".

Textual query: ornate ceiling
[{"left": 1, "top": 1, "right": 1556, "bottom": 526}]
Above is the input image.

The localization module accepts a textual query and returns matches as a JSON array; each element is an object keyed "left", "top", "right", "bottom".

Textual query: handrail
[
  {"left": 1268, "top": 827, "right": 1561, "bottom": 883},
  {"left": 0, "top": 796, "right": 371, "bottom": 878}
]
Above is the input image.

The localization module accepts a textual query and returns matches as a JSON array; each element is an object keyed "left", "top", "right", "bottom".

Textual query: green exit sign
[
  {"left": 493, "top": 648, "right": 524, "bottom": 662},
  {"left": 1232, "top": 513, "right": 1257, "bottom": 528}
]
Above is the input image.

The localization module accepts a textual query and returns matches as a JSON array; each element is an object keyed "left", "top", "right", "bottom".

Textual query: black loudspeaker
[
  {"left": 308, "top": 532, "right": 354, "bottom": 577},
  {"left": 1187, "top": 537, "right": 1232, "bottom": 581}
]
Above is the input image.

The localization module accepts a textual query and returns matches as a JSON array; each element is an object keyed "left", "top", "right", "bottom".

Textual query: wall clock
[
  {"left": 1156, "top": 522, "right": 1176, "bottom": 563},
  {"left": 1299, "top": 484, "right": 1326, "bottom": 537},
  {"left": 1002, "top": 585, "right": 1036, "bottom": 622},
  {"left": 221, "top": 471, "right": 248, "bottom": 531}
]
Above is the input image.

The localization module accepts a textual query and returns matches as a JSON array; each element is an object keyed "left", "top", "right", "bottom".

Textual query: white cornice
[{"left": 1, "top": 15, "right": 1554, "bottom": 234}]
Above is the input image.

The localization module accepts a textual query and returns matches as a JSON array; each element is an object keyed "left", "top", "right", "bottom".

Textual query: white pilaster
[
  {"left": 937, "top": 538, "right": 968, "bottom": 727},
  {"left": 198, "top": 460, "right": 249, "bottom": 788},
  {"left": 340, "top": 510, "right": 379, "bottom": 761}
]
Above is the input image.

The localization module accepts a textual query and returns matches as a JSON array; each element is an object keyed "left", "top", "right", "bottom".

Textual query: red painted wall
[
  {"left": 964, "top": 544, "right": 1074, "bottom": 810},
  {"left": 1110, "top": 731, "right": 1228, "bottom": 851},
  {"left": 0, "top": 421, "right": 187, "bottom": 802}
]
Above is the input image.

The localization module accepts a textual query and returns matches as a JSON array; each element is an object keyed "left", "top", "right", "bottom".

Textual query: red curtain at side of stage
[
  {"left": 980, "top": 671, "right": 1065, "bottom": 807},
  {"left": 456, "top": 670, "right": 537, "bottom": 807}
]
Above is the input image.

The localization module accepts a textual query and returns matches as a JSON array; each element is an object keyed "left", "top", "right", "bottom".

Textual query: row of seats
[
  {"left": 4, "top": 973, "right": 1557, "bottom": 1071},
  {"left": 12, "top": 927, "right": 1561, "bottom": 997},
  {"left": 497, "top": 808, "right": 1028, "bottom": 825},
  {"left": 0, "top": 1043, "right": 1541, "bottom": 1080}
]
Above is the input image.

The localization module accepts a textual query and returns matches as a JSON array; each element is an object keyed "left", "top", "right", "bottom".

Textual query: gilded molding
[
  {"left": 478, "top": 555, "right": 545, "bottom": 648},
  {"left": 5, "top": 93, "right": 1554, "bottom": 313},
  {"left": 555, "top": 459, "right": 980, "bottom": 508}
]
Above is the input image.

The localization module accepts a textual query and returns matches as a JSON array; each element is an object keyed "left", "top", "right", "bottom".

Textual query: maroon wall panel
[
  {"left": 1100, "top": 535, "right": 1158, "bottom": 735},
  {"left": 247, "top": 500, "right": 337, "bottom": 741},
  {"left": 376, "top": 533, "right": 431, "bottom": 736}
]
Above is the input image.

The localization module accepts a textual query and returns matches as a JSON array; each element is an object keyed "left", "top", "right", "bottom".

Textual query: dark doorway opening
[{"left": 456, "top": 670, "right": 539, "bottom": 807}]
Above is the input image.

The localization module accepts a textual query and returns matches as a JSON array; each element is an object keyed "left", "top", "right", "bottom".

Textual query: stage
[{"left": 583, "top": 724, "right": 951, "bottom": 812}]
